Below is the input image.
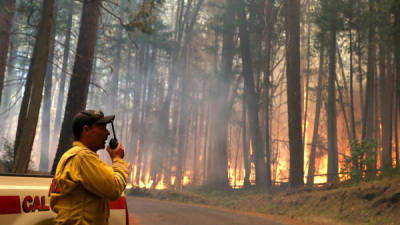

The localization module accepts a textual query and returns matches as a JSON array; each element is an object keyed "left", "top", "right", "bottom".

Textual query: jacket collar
[
  {"left": 72, "top": 141, "right": 98, "bottom": 155},
  {"left": 73, "top": 141, "right": 89, "bottom": 148}
]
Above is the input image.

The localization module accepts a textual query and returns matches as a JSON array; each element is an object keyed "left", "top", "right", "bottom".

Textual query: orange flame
[
  {"left": 170, "top": 176, "right": 176, "bottom": 185},
  {"left": 182, "top": 170, "right": 192, "bottom": 186},
  {"left": 155, "top": 174, "right": 167, "bottom": 190},
  {"left": 138, "top": 172, "right": 153, "bottom": 189},
  {"left": 250, "top": 162, "right": 256, "bottom": 185}
]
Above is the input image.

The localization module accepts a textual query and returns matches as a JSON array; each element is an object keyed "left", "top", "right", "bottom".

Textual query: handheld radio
[{"left": 109, "top": 121, "right": 118, "bottom": 149}]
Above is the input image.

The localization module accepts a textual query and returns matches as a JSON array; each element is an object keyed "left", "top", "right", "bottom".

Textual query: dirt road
[{"left": 127, "top": 196, "right": 286, "bottom": 225}]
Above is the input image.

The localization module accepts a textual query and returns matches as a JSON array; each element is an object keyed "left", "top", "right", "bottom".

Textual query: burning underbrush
[{"left": 126, "top": 177, "right": 400, "bottom": 225}]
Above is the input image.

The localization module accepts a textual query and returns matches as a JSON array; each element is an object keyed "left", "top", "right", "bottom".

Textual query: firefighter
[{"left": 49, "top": 110, "right": 128, "bottom": 225}]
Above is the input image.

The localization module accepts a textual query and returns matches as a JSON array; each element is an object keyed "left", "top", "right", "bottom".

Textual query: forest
[{"left": 0, "top": 0, "right": 399, "bottom": 191}]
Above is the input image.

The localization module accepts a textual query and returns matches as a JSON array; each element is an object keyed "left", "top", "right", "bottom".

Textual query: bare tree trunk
[
  {"left": 336, "top": 44, "right": 352, "bottom": 140},
  {"left": 176, "top": 78, "right": 187, "bottom": 188},
  {"left": 263, "top": 0, "right": 277, "bottom": 188},
  {"left": 349, "top": 28, "right": 356, "bottom": 140},
  {"left": 379, "top": 40, "right": 393, "bottom": 169},
  {"left": 0, "top": 34, "right": 16, "bottom": 138},
  {"left": 137, "top": 46, "right": 150, "bottom": 185},
  {"left": 52, "top": 0, "right": 102, "bottom": 173},
  {"left": 395, "top": 102, "right": 399, "bottom": 168},
  {"left": 327, "top": 1, "right": 338, "bottom": 183},
  {"left": 357, "top": 31, "right": 364, "bottom": 114},
  {"left": 176, "top": 0, "right": 205, "bottom": 188},
  {"left": 131, "top": 46, "right": 143, "bottom": 183},
  {"left": 242, "top": 94, "right": 251, "bottom": 187},
  {"left": 362, "top": 0, "right": 377, "bottom": 179},
  {"left": 285, "top": 0, "right": 303, "bottom": 187},
  {"left": 237, "top": 0, "right": 267, "bottom": 188},
  {"left": 327, "top": 24, "right": 338, "bottom": 183},
  {"left": 307, "top": 41, "right": 325, "bottom": 185},
  {"left": 54, "top": 0, "right": 73, "bottom": 150},
  {"left": 303, "top": 1, "right": 312, "bottom": 146},
  {"left": 336, "top": 44, "right": 349, "bottom": 97},
  {"left": 110, "top": 26, "right": 122, "bottom": 111},
  {"left": 13, "top": 0, "right": 55, "bottom": 173},
  {"left": 192, "top": 92, "right": 199, "bottom": 185},
  {"left": 0, "top": 0, "right": 16, "bottom": 106},
  {"left": 87, "top": 41, "right": 98, "bottom": 108},
  {"left": 39, "top": 16, "right": 57, "bottom": 171},
  {"left": 202, "top": 83, "right": 210, "bottom": 185},
  {"left": 393, "top": 3, "right": 400, "bottom": 169},
  {"left": 335, "top": 71, "right": 351, "bottom": 140}
]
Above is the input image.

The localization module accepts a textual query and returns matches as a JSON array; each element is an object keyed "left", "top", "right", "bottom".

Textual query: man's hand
[{"left": 106, "top": 143, "right": 125, "bottom": 159}]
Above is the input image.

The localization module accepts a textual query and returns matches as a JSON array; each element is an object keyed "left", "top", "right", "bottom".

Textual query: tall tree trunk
[
  {"left": 357, "top": 31, "right": 364, "bottom": 114},
  {"left": 362, "top": 0, "right": 377, "bottom": 179},
  {"left": 202, "top": 96, "right": 210, "bottom": 185},
  {"left": 175, "top": 86, "right": 185, "bottom": 188},
  {"left": 349, "top": 28, "right": 356, "bottom": 140},
  {"left": 122, "top": 47, "right": 133, "bottom": 166},
  {"left": 0, "top": 0, "right": 16, "bottom": 106},
  {"left": 52, "top": 0, "right": 102, "bottom": 173},
  {"left": 327, "top": 22, "right": 338, "bottom": 183},
  {"left": 321, "top": 0, "right": 340, "bottom": 183},
  {"left": 379, "top": 40, "right": 393, "bottom": 170},
  {"left": 170, "top": 91, "right": 180, "bottom": 184},
  {"left": 237, "top": 0, "right": 267, "bottom": 188},
  {"left": 137, "top": 45, "right": 151, "bottom": 185},
  {"left": 54, "top": 1, "right": 73, "bottom": 143},
  {"left": 393, "top": 1, "right": 400, "bottom": 168},
  {"left": 335, "top": 70, "right": 351, "bottom": 140},
  {"left": 110, "top": 26, "right": 122, "bottom": 111},
  {"left": 192, "top": 92, "right": 199, "bottom": 185},
  {"left": 0, "top": 34, "right": 16, "bottom": 139},
  {"left": 241, "top": 93, "right": 252, "bottom": 187},
  {"left": 336, "top": 45, "right": 352, "bottom": 140},
  {"left": 13, "top": 0, "right": 55, "bottom": 173},
  {"left": 303, "top": 3, "right": 311, "bottom": 145},
  {"left": 263, "top": 0, "right": 277, "bottom": 188},
  {"left": 132, "top": 46, "right": 144, "bottom": 184},
  {"left": 285, "top": 0, "right": 303, "bottom": 187},
  {"left": 87, "top": 41, "right": 98, "bottom": 108},
  {"left": 39, "top": 17, "right": 57, "bottom": 171},
  {"left": 307, "top": 41, "right": 325, "bottom": 185},
  {"left": 176, "top": 57, "right": 190, "bottom": 189},
  {"left": 206, "top": 0, "right": 232, "bottom": 188},
  {"left": 395, "top": 102, "right": 399, "bottom": 168}
]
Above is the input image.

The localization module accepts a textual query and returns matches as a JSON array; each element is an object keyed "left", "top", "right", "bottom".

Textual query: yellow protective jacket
[{"left": 49, "top": 141, "right": 129, "bottom": 225}]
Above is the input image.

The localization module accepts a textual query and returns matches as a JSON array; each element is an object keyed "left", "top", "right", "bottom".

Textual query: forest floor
[{"left": 126, "top": 176, "right": 400, "bottom": 225}]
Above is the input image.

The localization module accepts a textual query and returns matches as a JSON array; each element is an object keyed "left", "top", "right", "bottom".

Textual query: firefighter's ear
[{"left": 82, "top": 125, "right": 90, "bottom": 133}]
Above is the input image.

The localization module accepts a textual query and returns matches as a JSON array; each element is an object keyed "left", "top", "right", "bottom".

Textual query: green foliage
[
  {"left": 136, "top": 20, "right": 176, "bottom": 52},
  {"left": 0, "top": 140, "right": 14, "bottom": 173},
  {"left": 16, "top": 0, "right": 42, "bottom": 27},
  {"left": 380, "top": 166, "right": 400, "bottom": 178},
  {"left": 342, "top": 139, "right": 377, "bottom": 184},
  {"left": 314, "top": 0, "right": 345, "bottom": 32},
  {"left": 391, "top": 0, "right": 400, "bottom": 12},
  {"left": 123, "top": 0, "right": 165, "bottom": 34}
]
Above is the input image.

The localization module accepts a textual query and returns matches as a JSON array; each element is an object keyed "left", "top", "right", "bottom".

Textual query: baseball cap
[{"left": 72, "top": 110, "right": 115, "bottom": 134}]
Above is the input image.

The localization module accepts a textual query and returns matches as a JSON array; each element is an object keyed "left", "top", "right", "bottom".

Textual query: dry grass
[{"left": 126, "top": 177, "right": 400, "bottom": 225}]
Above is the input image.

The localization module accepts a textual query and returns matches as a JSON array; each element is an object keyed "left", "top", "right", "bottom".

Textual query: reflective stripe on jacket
[{"left": 49, "top": 141, "right": 129, "bottom": 225}]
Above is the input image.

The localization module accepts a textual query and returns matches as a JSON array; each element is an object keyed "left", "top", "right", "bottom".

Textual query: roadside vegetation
[{"left": 127, "top": 175, "right": 400, "bottom": 225}]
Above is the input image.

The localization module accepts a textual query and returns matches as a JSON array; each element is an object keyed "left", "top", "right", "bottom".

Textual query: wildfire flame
[
  {"left": 138, "top": 172, "right": 153, "bottom": 189},
  {"left": 155, "top": 175, "right": 167, "bottom": 190},
  {"left": 170, "top": 176, "right": 176, "bottom": 185},
  {"left": 228, "top": 167, "right": 245, "bottom": 189}
]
